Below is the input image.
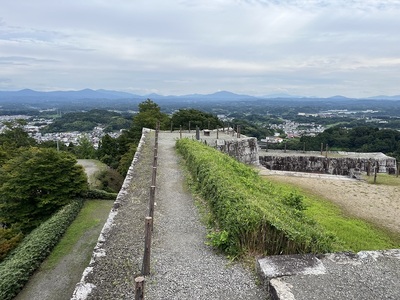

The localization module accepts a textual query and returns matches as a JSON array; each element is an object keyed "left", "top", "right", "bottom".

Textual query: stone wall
[
  {"left": 210, "top": 137, "right": 259, "bottom": 165},
  {"left": 71, "top": 128, "right": 151, "bottom": 299},
  {"left": 259, "top": 155, "right": 397, "bottom": 175}
]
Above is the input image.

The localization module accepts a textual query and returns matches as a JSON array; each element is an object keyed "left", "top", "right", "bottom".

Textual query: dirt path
[
  {"left": 260, "top": 169, "right": 400, "bottom": 235},
  {"left": 77, "top": 159, "right": 104, "bottom": 188}
]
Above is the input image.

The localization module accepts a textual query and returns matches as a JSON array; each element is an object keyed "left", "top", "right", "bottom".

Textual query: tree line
[
  {"left": 0, "top": 100, "right": 222, "bottom": 261},
  {"left": 83, "top": 100, "right": 223, "bottom": 174},
  {"left": 41, "top": 109, "right": 132, "bottom": 133}
]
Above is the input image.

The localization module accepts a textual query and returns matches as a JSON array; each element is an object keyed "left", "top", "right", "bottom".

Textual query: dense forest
[{"left": 41, "top": 109, "right": 132, "bottom": 133}]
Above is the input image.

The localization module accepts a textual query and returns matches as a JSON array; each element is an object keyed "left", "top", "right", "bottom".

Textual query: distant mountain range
[{"left": 0, "top": 89, "right": 400, "bottom": 101}]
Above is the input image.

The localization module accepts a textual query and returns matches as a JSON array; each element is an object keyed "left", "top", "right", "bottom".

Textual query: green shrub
[
  {"left": 0, "top": 228, "right": 23, "bottom": 262},
  {"left": 83, "top": 189, "right": 117, "bottom": 200},
  {"left": 176, "top": 138, "right": 338, "bottom": 257},
  {"left": 96, "top": 168, "right": 124, "bottom": 193},
  {"left": 282, "top": 191, "right": 306, "bottom": 211},
  {"left": 0, "top": 200, "right": 83, "bottom": 300}
]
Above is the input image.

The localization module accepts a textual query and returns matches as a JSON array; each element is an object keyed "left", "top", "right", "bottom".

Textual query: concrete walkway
[{"left": 257, "top": 249, "right": 400, "bottom": 300}]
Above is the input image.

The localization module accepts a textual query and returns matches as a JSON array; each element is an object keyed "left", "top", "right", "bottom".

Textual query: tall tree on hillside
[
  {"left": 0, "top": 122, "right": 37, "bottom": 166},
  {"left": 73, "top": 135, "right": 97, "bottom": 159},
  {"left": 0, "top": 148, "right": 88, "bottom": 232},
  {"left": 97, "top": 134, "right": 120, "bottom": 168},
  {"left": 132, "top": 99, "right": 170, "bottom": 134},
  {"left": 115, "top": 99, "right": 169, "bottom": 175}
]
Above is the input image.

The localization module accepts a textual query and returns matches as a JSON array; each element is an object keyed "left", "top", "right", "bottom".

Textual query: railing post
[
  {"left": 149, "top": 186, "right": 156, "bottom": 219},
  {"left": 142, "top": 217, "right": 153, "bottom": 276},
  {"left": 151, "top": 166, "right": 157, "bottom": 186},
  {"left": 195, "top": 126, "right": 200, "bottom": 140},
  {"left": 135, "top": 276, "right": 145, "bottom": 300}
]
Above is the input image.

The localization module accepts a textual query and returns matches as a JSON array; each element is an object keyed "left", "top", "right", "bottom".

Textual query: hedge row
[
  {"left": 0, "top": 199, "right": 83, "bottom": 300},
  {"left": 176, "top": 138, "right": 338, "bottom": 257},
  {"left": 83, "top": 188, "right": 117, "bottom": 200}
]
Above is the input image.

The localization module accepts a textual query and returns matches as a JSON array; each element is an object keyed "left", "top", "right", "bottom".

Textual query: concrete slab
[{"left": 257, "top": 249, "right": 400, "bottom": 300}]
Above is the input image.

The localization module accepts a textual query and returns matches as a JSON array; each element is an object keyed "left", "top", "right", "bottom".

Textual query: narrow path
[
  {"left": 77, "top": 159, "right": 105, "bottom": 188},
  {"left": 14, "top": 160, "right": 110, "bottom": 300},
  {"left": 14, "top": 200, "right": 113, "bottom": 300},
  {"left": 145, "top": 132, "right": 265, "bottom": 299}
]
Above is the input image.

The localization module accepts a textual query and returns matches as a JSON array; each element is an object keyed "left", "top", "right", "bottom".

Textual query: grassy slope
[
  {"left": 41, "top": 200, "right": 112, "bottom": 270},
  {"left": 363, "top": 173, "right": 400, "bottom": 186},
  {"left": 265, "top": 177, "right": 400, "bottom": 252},
  {"left": 15, "top": 200, "right": 113, "bottom": 300}
]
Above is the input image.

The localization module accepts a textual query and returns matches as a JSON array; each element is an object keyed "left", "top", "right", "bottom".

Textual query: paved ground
[{"left": 258, "top": 249, "right": 400, "bottom": 300}]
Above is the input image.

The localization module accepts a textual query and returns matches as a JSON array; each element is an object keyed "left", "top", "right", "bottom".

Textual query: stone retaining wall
[
  {"left": 213, "top": 137, "right": 259, "bottom": 165},
  {"left": 259, "top": 155, "right": 397, "bottom": 175},
  {"left": 71, "top": 128, "right": 151, "bottom": 300}
]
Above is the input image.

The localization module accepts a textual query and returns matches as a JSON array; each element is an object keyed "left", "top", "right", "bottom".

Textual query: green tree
[
  {"left": 0, "top": 123, "right": 36, "bottom": 150},
  {"left": 98, "top": 134, "right": 120, "bottom": 168},
  {"left": 132, "top": 99, "right": 170, "bottom": 132},
  {"left": 230, "top": 118, "right": 273, "bottom": 140},
  {"left": 73, "top": 135, "right": 97, "bottom": 159},
  {"left": 171, "top": 109, "right": 223, "bottom": 130},
  {"left": 0, "top": 148, "right": 88, "bottom": 232},
  {"left": 94, "top": 100, "right": 170, "bottom": 175},
  {"left": 117, "top": 143, "right": 138, "bottom": 176},
  {"left": 37, "top": 140, "right": 68, "bottom": 151},
  {"left": 0, "top": 122, "right": 37, "bottom": 167},
  {"left": 0, "top": 227, "right": 23, "bottom": 262}
]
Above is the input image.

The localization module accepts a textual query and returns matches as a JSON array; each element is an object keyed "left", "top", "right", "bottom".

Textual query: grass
[
  {"left": 264, "top": 177, "right": 400, "bottom": 252},
  {"left": 40, "top": 199, "right": 113, "bottom": 270},
  {"left": 362, "top": 173, "right": 400, "bottom": 186}
]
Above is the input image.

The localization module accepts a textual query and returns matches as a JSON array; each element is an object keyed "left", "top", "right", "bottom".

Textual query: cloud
[{"left": 0, "top": 0, "right": 399, "bottom": 97}]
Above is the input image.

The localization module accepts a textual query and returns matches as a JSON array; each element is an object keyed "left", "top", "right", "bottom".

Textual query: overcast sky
[{"left": 1, "top": 0, "right": 400, "bottom": 97}]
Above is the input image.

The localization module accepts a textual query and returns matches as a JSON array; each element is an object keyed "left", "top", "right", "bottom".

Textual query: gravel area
[
  {"left": 72, "top": 131, "right": 266, "bottom": 299},
  {"left": 146, "top": 132, "right": 265, "bottom": 299}
]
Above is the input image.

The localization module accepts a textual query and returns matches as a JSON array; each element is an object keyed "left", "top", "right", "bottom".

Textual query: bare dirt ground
[
  {"left": 77, "top": 159, "right": 104, "bottom": 188},
  {"left": 259, "top": 169, "right": 400, "bottom": 235}
]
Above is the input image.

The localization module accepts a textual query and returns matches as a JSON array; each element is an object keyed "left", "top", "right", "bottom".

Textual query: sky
[{"left": 1, "top": 0, "right": 400, "bottom": 98}]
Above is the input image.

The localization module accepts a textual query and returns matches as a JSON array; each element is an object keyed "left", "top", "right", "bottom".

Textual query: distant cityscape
[
  {"left": 0, "top": 115, "right": 121, "bottom": 149},
  {"left": 0, "top": 104, "right": 397, "bottom": 148}
]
